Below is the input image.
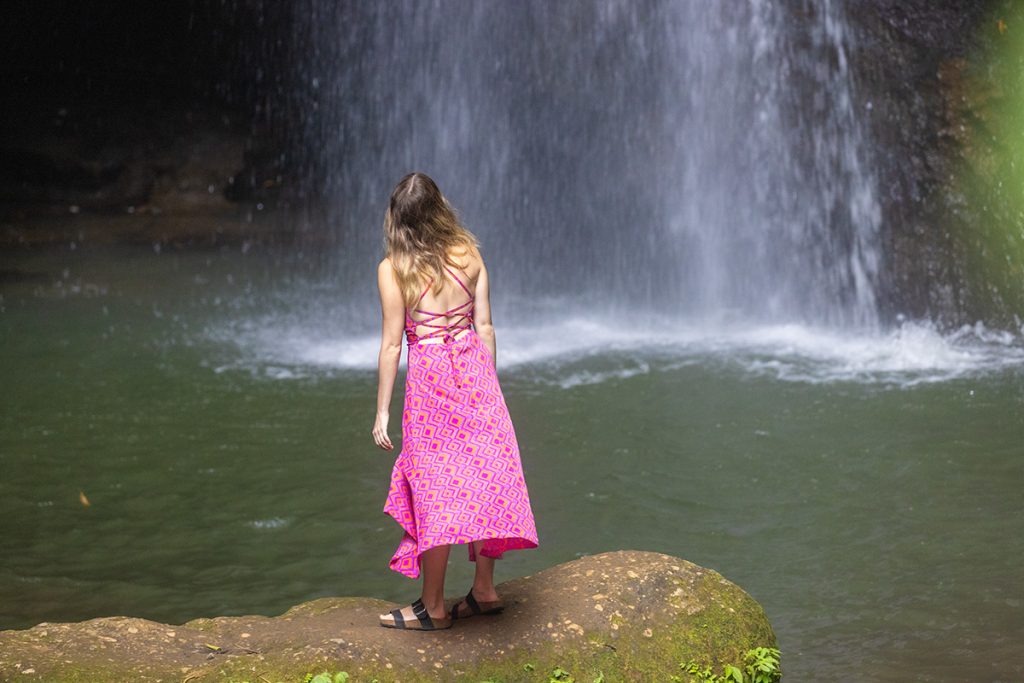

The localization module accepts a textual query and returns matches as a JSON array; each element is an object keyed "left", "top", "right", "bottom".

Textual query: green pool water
[{"left": 1, "top": 244, "right": 1022, "bottom": 682}]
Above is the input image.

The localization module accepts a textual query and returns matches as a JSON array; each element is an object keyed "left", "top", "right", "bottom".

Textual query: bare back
[{"left": 405, "top": 247, "right": 484, "bottom": 341}]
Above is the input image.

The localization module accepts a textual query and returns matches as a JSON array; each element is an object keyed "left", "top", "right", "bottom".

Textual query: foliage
[
  {"left": 951, "top": 2, "right": 1024, "bottom": 322},
  {"left": 549, "top": 666, "right": 574, "bottom": 682},
  {"left": 233, "top": 649, "right": 776, "bottom": 683},
  {"left": 545, "top": 666, "right": 605, "bottom": 683},
  {"left": 303, "top": 673, "right": 350, "bottom": 683},
  {"left": 675, "top": 647, "right": 781, "bottom": 683}
]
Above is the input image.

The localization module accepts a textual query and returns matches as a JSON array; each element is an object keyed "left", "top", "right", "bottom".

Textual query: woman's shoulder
[
  {"left": 448, "top": 243, "right": 483, "bottom": 269},
  {"left": 450, "top": 248, "right": 483, "bottom": 283}
]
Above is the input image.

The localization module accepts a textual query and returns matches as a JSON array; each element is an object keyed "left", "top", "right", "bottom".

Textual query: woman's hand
[{"left": 372, "top": 411, "right": 394, "bottom": 451}]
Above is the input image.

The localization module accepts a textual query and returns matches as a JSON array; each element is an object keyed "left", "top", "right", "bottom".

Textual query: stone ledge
[{"left": 0, "top": 550, "right": 775, "bottom": 682}]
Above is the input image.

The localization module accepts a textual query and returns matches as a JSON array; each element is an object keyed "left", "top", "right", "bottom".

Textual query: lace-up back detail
[{"left": 404, "top": 265, "right": 475, "bottom": 345}]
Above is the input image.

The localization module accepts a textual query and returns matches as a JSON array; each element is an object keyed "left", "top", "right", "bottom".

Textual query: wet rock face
[
  {"left": 0, "top": 99, "right": 292, "bottom": 249},
  {"left": 0, "top": 103, "right": 238, "bottom": 213},
  {"left": 861, "top": 0, "right": 989, "bottom": 54},
  {"left": 0, "top": 550, "right": 775, "bottom": 682},
  {"left": 843, "top": 0, "right": 995, "bottom": 324}
]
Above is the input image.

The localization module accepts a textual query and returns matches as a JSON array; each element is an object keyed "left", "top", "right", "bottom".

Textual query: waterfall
[
  {"left": 663, "top": 0, "right": 882, "bottom": 327},
  {"left": 275, "top": 0, "right": 882, "bottom": 329}
]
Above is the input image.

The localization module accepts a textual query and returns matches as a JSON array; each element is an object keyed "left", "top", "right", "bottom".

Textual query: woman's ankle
[
  {"left": 419, "top": 594, "right": 447, "bottom": 617},
  {"left": 471, "top": 581, "right": 500, "bottom": 600}
]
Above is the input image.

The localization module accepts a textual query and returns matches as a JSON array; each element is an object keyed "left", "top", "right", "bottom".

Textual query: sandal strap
[
  {"left": 411, "top": 598, "right": 433, "bottom": 629},
  {"left": 390, "top": 608, "right": 405, "bottom": 629},
  {"left": 464, "top": 588, "right": 482, "bottom": 615}
]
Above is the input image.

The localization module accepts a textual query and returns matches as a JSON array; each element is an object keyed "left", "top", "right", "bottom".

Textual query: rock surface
[
  {"left": 0, "top": 550, "right": 775, "bottom": 682},
  {"left": 839, "top": 0, "right": 1024, "bottom": 326},
  {"left": 0, "top": 100, "right": 294, "bottom": 250}
]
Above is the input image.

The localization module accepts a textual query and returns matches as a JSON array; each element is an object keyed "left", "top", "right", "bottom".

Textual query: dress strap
[
  {"left": 406, "top": 277, "right": 432, "bottom": 320},
  {"left": 415, "top": 277, "right": 432, "bottom": 303},
  {"left": 443, "top": 265, "right": 474, "bottom": 299},
  {"left": 404, "top": 266, "right": 475, "bottom": 345}
]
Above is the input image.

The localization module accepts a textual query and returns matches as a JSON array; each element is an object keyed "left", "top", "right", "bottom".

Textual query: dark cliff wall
[{"left": 845, "top": 0, "right": 1011, "bottom": 326}]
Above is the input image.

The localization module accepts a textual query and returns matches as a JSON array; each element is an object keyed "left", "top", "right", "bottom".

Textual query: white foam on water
[
  {"left": 707, "top": 321, "right": 1024, "bottom": 385},
  {"left": 247, "top": 517, "right": 289, "bottom": 530},
  {"left": 202, "top": 312, "right": 379, "bottom": 375},
  {"left": 202, "top": 315, "right": 660, "bottom": 373},
  {"left": 541, "top": 360, "right": 653, "bottom": 390},
  {"left": 201, "top": 312, "right": 1024, "bottom": 388}
]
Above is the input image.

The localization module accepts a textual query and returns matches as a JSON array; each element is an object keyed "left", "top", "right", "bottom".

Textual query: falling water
[
  {"left": 276, "top": 0, "right": 881, "bottom": 329},
  {"left": 663, "top": 0, "right": 882, "bottom": 327}
]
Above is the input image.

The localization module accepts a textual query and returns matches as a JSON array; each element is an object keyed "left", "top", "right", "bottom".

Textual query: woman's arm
[
  {"left": 372, "top": 258, "right": 405, "bottom": 451},
  {"left": 473, "top": 256, "right": 497, "bottom": 367}
]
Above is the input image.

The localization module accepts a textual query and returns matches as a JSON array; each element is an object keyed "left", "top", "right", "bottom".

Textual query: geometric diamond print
[{"left": 383, "top": 329, "right": 540, "bottom": 579}]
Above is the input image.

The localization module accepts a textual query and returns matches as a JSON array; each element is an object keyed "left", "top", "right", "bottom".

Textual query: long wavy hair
[{"left": 383, "top": 172, "right": 481, "bottom": 307}]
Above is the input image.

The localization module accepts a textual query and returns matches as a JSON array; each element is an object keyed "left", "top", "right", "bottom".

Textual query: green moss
[
  {"left": 7, "top": 662, "right": 185, "bottom": 683},
  {"left": 186, "top": 581, "right": 775, "bottom": 683},
  {"left": 1, "top": 553, "right": 775, "bottom": 683},
  {"left": 948, "top": 1, "right": 1024, "bottom": 324}
]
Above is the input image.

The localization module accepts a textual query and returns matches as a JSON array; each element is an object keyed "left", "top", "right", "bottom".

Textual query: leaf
[
  {"left": 524, "top": 663, "right": 535, "bottom": 672},
  {"left": 681, "top": 660, "right": 701, "bottom": 673},
  {"left": 311, "top": 673, "right": 332, "bottom": 683},
  {"left": 549, "top": 667, "right": 575, "bottom": 683},
  {"left": 593, "top": 672, "right": 605, "bottom": 683},
  {"left": 723, "top": 664, "right": 744, "bottom": 682},
  {"left": 333, "top": 673, "right": 350, "bottom": 683},
  {"left": 203, "top": 643, "right": 221, "bottom": 651}
]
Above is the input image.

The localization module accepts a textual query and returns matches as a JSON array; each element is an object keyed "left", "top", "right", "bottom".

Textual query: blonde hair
[{"left": 383, "top": 172, "right": 481, "bottom": 307}]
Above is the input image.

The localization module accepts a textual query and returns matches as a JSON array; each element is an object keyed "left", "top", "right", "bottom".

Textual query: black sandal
[
  {"left": 450, "top": 586, "right": 504, "bottom": 620},
  {"left": 379, "top": 598, "right": 453, "bottom": 630}
]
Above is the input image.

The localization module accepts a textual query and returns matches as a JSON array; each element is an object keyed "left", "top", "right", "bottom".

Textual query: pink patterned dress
[{"left": 383, "top": 264, "right": 539, "bottom": 578}]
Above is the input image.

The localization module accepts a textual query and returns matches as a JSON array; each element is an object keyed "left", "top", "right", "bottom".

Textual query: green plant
[
  {"left": 743, "top": 647, "right": 781, "bottom": 683},
  {"left": 306, "top": 672, "right": 350, "bottom": 683},
  {"left": 278, "top": 650, "right": 774, "bottom": 683},
  {"left": 549, "top": 666, "right": 575, "bottom": 682},
  {"left": 678, "top": 647, "right": 781, "bottom": 683},
  {"left": 545, "top": 667, "right": 604, "bottom": 683}
]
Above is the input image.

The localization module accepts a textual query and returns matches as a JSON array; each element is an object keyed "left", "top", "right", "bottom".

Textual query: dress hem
[{"left": 383, "top": 507, "right": 538, "bottom": 579}]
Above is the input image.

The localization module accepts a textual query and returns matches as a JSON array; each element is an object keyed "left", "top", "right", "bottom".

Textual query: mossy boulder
[{"left": 0, "top": 550, "right": 775, "bottom": 682}]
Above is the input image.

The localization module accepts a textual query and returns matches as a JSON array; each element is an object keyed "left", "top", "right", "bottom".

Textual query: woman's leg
[
  {"left": 418, "top": 543, "right": 451, "bottom": 619},
  {"left": 379, "top": 544, "right": 451, "bottom": 626},
  {"left": 449, "top": 540, "right": 503, "bottom": 618},
  {"left": 470, "top": 540, "right": 500, "bottom": 602}
]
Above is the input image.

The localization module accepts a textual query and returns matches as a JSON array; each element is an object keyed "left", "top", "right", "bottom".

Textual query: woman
[{"left": 372, "top": 172, "right": 539, "bottom": 630}]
